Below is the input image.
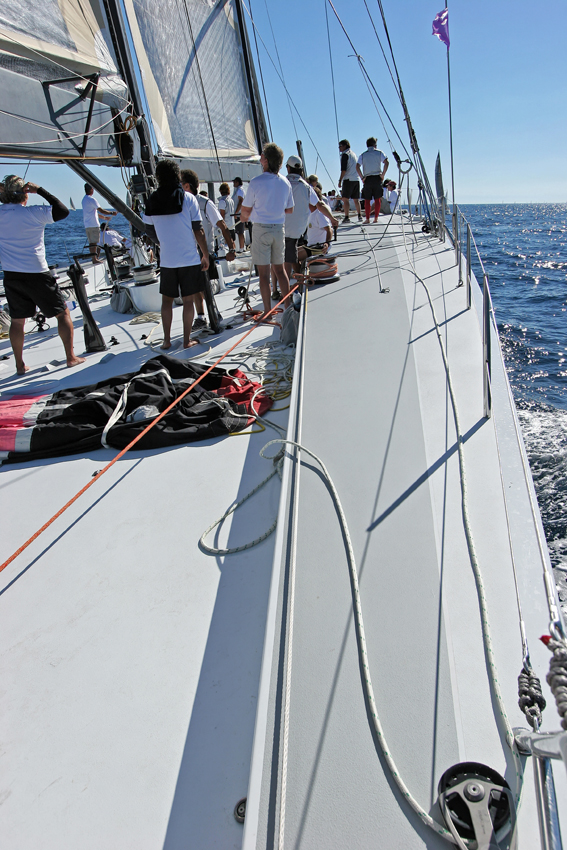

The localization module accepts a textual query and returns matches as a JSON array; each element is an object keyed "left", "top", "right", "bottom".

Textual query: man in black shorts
[
  {"left": 0, "top": 175, "right": 85, "bottom": 375},
  {"left": 356, "top": 137, "right": 389, "bottom": 223},
  {"left": 143, "top": 160, "right": 209, "bottom": 349},
  {"left": 338, "top": 139, "right": 363, "bottom": 222}
]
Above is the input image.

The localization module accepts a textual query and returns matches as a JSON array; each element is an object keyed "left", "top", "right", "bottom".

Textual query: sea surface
[{"left": 24, "top": 205, "right": 567, "bottom": 607}]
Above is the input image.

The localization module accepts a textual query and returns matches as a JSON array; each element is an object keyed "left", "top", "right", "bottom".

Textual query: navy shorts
[
  {"left": 3, "top": 270, "right": 68, "bottom": 319},
  {"left": 159, "top": 265, "right": 205, "bottom": 298},
  {"left": 284, "top": 237, "right": 299, "bottom": 264},
  {"left": 362, "top": 175, "right": 383, "bottom": 201},
  {"left": 341, "top": 179, "right": 360, "bottom": 200}
]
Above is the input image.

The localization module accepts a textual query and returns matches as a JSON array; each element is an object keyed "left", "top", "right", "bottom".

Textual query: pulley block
[{"left": 438, "top": 762, "right": 516, "bottom": 850}]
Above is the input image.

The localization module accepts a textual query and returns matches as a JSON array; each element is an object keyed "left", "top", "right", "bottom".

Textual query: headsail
[
  {"left": 0, "top": 0, "right": 134, "bottom": 163},
  {"left": 435, "top": 152, "right": 445, "bottom": 204},
  {"left": 121, "top": 0, "right": 268, "bottom": 179}
]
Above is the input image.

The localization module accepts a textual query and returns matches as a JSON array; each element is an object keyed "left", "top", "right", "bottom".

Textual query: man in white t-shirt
[
  {"left": 240, "top": 143, "right": 294, "bottom": 318},
  {"left": 143, "top": 160, "right": 209, "bottom": 350},
  {"left": 99, "top": 222, "right": 127, "bottom": 250},
  {"left": 218, "top": 183, "right": 236, "bottom": 237},
  {"left": 281, "top": 155, "right": 320, "bottom": 286},
  {"left": 338, "top": 139, "right": 362, "bottom": 222},
  {"left": 0, "top": 175, "right": 85, "bottom": 374},
  {"left": 82, "top": 183, "right": 116, "bottom": 263},
  {"left": 181, "top": 169, "right": 236, "bottom": 330},
  {"left": 297, "top": 209, "right": 332, "bottom": 263}
]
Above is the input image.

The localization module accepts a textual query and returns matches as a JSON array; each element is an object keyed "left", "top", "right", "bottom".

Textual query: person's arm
[
  {"left": 323, "top": 226, "right": 332, "bottom": 247},
  {"left": 356, "top": 164, "right": 365, "bottom": 182},
  {"left": 338, "top": 152, "right": 349, "bottom": 189},
  {"left": 285, "top": 207, "right": 294, "bottom": 214},
  {"left": 192, "top": 223, "right": 209, "bottom": 270},
  {"left": 219, "top": 200, "right": 227, "bottom": 222},
  {"left": 234, "top": 193, "right": 243, "bottom": 216},
  {"left": 382, "top": 157, "right": 389, "bottom": 179},
  {"left": 317, "top": 201, "right": 339, "bottom": 228},
  {"left": 25, "top": 183, "right": 69, "bottom": 221},
  {"left": 240, "top": 205, "right": 252, "bottom": 223},
  {"left": 215, "top": 220, "right": 236, "bottom": 259}
]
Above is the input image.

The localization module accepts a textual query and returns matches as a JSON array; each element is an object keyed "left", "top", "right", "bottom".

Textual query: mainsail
[
  {"left": 0, "top": 0, "right": 135, "bottom": 163},
  {"left": 121, "top": 0, "right": 268, "bottom": 179}
]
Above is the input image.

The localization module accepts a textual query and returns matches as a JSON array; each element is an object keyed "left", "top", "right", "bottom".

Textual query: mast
[{"left": 233, "top": 0, "right": 269, "bottom": 153}]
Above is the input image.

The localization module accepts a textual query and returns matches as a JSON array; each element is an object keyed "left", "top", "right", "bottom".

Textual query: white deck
[
  {"left": 0, "top": 265, "right": 290, "bottom": 849},
  {"left": 1, "top": 223, "right": 565, "bottom": 849}
]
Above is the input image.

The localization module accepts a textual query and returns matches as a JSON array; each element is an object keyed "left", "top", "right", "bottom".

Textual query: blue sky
[{"left": 3, "top": 0, "right": 566, "bottom": 205}]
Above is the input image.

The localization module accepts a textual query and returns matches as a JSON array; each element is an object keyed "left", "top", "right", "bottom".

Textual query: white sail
[{"left": 122, "top": 0, "right": 266, "bottom": 162}]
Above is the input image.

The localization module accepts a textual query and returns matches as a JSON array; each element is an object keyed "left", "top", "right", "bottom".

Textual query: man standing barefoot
[
  {"left": 0, "top": 175, "right": 85, "bottom": 374},
  {"left": 143, "top": 160, "right": 209, "bottom": 349}
]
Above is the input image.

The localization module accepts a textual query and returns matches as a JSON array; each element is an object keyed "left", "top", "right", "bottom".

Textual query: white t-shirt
[
  {"left": 197, "top": 194, "right": 223, "bottom": 253},
  {"left": 388, "top": 190, "right": 398, "bottom": 212},
  {"left": 99, "top": 228, "right": 124, "bottom": 248},
  {"left": 0, "top": 203, "right": 53, "bottom": 273},
  {"left": 143, "top": 191, "right": 202, "bottom": 268},
  {"left": 285, "top": 174, "right": 319, "bottom": 239},
  {"left": 306, "top": 209, "right": 331, "bottom": 246},
  {"left": 242, "top": 172, "right": 294, "bottom": 225},
  {"left": 218, "top": 195, "right": 235, "bottom": 230},
  {"left": 357, "top": 148, "right": 387, "bottom": 176},
  {"left": 232, "top": 186, "right": 245, "bottom": 216},
  {"left": 82, "top": 194, "right": 101, "bottom": 228}
]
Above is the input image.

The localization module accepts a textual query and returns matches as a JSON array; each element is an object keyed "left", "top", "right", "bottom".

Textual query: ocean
[{"left": 30, "top": 204, "right": 567, "bottom": 609}]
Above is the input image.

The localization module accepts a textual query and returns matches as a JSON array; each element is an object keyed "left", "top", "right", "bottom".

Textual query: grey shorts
[
  {"left": 85, "top": 226, "right": 100, "bottom": 245},
  {"left": 251, "top": 223, "right": 285, "bottom": 266}
]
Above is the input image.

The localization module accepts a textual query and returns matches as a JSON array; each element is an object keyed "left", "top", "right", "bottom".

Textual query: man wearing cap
[
  {"left": 281, "top": 155, "right": 322, "bottom": 284},
  {"left": 356, "top": 138, "right": 389, "bottom": 223},
  {"left": 240, "top": 143, "right": 294, "bottom": 318}
]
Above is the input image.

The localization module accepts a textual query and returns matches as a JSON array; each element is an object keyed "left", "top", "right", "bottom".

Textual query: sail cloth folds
[{"left": 123, "top": 0, "right": 260, "bottom": 160}]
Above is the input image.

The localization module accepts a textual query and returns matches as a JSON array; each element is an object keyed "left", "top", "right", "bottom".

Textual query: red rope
[{"left": 0, "top": 288, "right": 298, "bottom": 574}]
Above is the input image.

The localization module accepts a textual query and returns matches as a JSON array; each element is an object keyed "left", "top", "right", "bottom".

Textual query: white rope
[
  {"left": 259, "top": 439, "right": 460, "bottom": 845},
  {"left": 398, "top": 213, "right": 525, "bottom": 807}
]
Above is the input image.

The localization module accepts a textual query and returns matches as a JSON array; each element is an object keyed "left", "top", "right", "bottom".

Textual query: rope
[
  {"left": 324, "top": 0, "right": 340, "bottom": 144},
  {"left": 542, "top": 636, "right": 567, "bottom": 730},
  {"left": 258, "top": 438, "right": 460, "bottom": 845},
  {"left": 249, "top": 0, "right": 273, "bottom": 140},
  {"left": 0, "top": 287, "right": 299, "bottom": 575},
  {"left": 398, "top": 211, "right": 524, "bottom": 806}
]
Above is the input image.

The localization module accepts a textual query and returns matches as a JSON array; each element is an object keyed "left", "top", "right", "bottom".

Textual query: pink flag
[{"left": 432, "top": 8, "right": 450, "bottom": 49}]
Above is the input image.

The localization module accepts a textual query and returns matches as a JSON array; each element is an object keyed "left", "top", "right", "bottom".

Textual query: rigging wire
[
  {"left": 262, "top": 0, "right": 298, "bottom": 140},
  {"left": 324, "top": 0, "right": 340, "bottom": 144},
  {"left": 240, "top": 0, "right": 337, "bottom": 190},
  {"left": 325, "top": 0, "right": 412, "bottom": 163},
  {"left": 249, "top": 0, "right": 274, "bottom": 140}
]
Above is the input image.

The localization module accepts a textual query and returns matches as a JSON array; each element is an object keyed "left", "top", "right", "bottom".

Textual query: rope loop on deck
[
  {"left": 518, "top": 665, "right": 546, "bottom": 729},
  {"left": 542, "top": 635, "right": 567, "bottom": 730}
]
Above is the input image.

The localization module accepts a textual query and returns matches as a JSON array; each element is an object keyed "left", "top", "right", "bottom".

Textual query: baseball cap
[{"left": 286, "top": 155, "right": 303, "bottom": 169}]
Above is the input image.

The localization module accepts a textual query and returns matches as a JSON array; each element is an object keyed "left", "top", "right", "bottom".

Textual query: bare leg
[
  {"left": 354, "top": 198, "right": 362, "bottom": 218},
  {"left": 238, "top": 231, "right": 245, "bottom": 251},
  {"left": 9, "top": 318, "right": 28, "bottom": 375},
  {"left": 273, "top": 263, "right": 290, "bottom": 306},
  {"left": 161, "top": 295, "right": 174, "bottom": 349},
  {"left": 365, "top": 200, "right": 372, "bottom": 222},
  {"left": 181, "top": 295, "right": 198, "bottom": 348},
  {"left": 257, "top": 265, "right": 274, "bottom": 315},
  {"left": 55, "top": 309, "right": 86, "bottom": 368},
  {"left": 342, "top": 197, "right": 350, "bottom": 220},
  {"left": 192, "top": 291, "right": 205, "bottom": 314}
]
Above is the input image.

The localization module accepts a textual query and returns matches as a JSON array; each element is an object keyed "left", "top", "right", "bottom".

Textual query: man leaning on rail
[{"left": 0, "top": 175, "right": 85, "bottom": 375}]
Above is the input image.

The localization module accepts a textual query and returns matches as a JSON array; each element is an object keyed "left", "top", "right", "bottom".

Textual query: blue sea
[{"left": 39, "top": 205, "right": 567, "bottom": 604}]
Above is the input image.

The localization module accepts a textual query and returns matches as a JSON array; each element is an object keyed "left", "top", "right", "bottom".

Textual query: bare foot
[
  {"left": 183, "top": 339, "right": 200, "bottom": 349},
  {"left": 67, "top": 356, "right": 86, "bottom": 368},
  {"left": 160, "top": 341, "right": 172, "bottom": 350},
  {"left": 16, "top": 364, "right": 30, "bottom": 375}
]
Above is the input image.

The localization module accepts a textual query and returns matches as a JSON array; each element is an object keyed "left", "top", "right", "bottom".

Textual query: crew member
[
  {"left": 240, "top": 143, "right": 294, "bottom": 318},
  {"left": 356, "top": 137, "right": 389, "bottom": 223},
  {"left": 338, "top": 139, "right": 362, "bottom": 222},
  {"left": 0, "top": 175, "right": 85, "bottom": 375},
  {"left": 81, "top": 183, "right": 116, "bottom": 263},
  {"left": 143, "top": 160, "right": 209, "bottom": 350},
  {"left": 181, "top": 170, "right": 236, "bottom": 330}
]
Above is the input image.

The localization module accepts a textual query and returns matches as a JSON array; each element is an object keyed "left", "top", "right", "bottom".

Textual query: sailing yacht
[{"left": 0, "top": 2, "right": 566, "bottom": 849}]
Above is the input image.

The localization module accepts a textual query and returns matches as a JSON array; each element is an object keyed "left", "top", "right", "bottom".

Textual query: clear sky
[{"left": 3, "top": 0, "right": 566, "bottom": 205}]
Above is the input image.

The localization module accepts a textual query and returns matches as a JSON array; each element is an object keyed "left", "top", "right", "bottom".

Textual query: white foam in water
[{"left": 517, "top": 405, "right": 567, "bottom": 613}]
